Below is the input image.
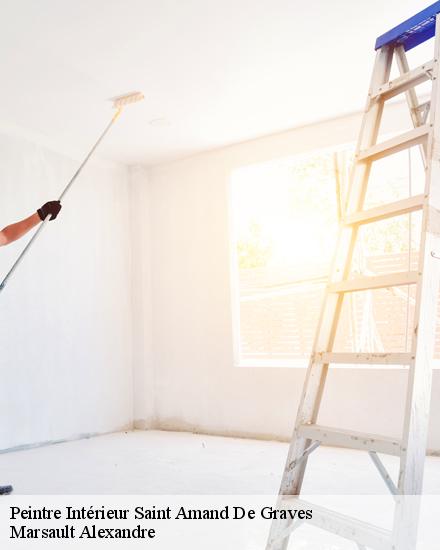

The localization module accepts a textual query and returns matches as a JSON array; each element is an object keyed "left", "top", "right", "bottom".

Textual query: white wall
[
  {"left": 138, "top": 102, "right": 440, "bottom": 453},
  {"left": 3, "top": 102, "right": 437, "bottom": 456},
  {"left": 0, "top": 131, "right": 133, "bottom": 450}
]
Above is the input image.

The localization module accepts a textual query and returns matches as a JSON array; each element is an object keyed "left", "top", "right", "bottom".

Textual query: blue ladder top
[{"left": 375, "top": 1, "right": 440, "bottom": 51}]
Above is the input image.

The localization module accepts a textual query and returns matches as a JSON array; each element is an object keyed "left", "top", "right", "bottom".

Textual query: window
[{"left": 230, "top": 143, "right": 439, "bottom": 368}]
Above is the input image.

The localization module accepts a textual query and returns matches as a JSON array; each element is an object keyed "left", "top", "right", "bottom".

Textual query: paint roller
[{"left": 0, "top": 91, "right": 145, "bottom": 294}]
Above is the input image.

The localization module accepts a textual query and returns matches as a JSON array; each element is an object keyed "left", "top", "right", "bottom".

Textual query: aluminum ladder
[{"left": 267, "top": 3, "right": 440, "bottom": 549}]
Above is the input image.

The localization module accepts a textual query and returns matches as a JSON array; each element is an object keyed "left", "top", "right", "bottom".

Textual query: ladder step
[
  {"left": 358, "top": 125, "right": 430, "bottom": 162},
  {"left": 297, "top": 424, "right": 401, "bottom": 456},
  {"left": 371, "top": 60, "right": 434, "bottom": 100},
  {"left": 344, "top": 194, "right": 424, "bottom": 226},
  {"left": 329, "top": 271, "right": 418, "bottom": 293},
  {"left": 279, "top": 498, "right": 392, "bottom": 550},
  {"left": 314, "top": 352, "right": 414, "bottom": 366}
]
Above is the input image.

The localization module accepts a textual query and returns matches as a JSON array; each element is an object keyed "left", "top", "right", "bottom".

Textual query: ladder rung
[
  {"left": 344, "top": 194, "right": 424, "bottom": 226},
  {"left": 358, "top": 125, "right": 430, "bottom": 162},
  {"left": 298, "top": 424, "right": 401, "bottom": 456},
  {"left": 371, "top": 60, "right": 434, "bottom": 100},
  {"left": 329, "top": 271, "right": 418, "bottom": 293},
  {"left": 314, "top": 352, "right": 414, "bottom": 366}
]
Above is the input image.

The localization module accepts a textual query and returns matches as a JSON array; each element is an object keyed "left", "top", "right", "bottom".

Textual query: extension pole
[{"left": 0, "top": 108, "right": 123, "bottom": 294}]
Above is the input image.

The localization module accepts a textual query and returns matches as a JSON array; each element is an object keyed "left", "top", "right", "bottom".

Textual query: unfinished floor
[{"left": 0, "top": 430, "right": 439, "bottom": 495}]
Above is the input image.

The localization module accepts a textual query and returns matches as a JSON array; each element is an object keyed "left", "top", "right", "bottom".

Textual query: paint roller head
[{"left": 109, "top": 91, "right": 144, "bottom": 110}]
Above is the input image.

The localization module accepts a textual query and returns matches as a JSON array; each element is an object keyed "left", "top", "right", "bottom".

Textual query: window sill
[{"left": 236, "top": 358, "right": 440, "bottom": 370}]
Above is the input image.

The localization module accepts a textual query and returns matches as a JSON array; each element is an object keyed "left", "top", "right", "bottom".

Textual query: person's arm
[
  {"left": 0, "top": 213, "right": 41, "bottom": 246},
  {"left": 0, "top": 201, "right": 62, "bottom": 247}
]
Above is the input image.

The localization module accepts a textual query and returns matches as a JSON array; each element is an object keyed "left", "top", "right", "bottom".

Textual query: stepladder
[{"left": 267, "top": 4, "right": 440, "bottom": 549}]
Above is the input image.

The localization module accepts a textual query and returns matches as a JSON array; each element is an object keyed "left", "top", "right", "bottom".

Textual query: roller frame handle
[{"left": 0, "top": 110, "right": 121, "bottom": 294}]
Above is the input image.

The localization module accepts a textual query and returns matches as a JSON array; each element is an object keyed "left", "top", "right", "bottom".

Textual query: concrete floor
[{"left": 0, "top": 430, "right": 439, "bottom": 494}]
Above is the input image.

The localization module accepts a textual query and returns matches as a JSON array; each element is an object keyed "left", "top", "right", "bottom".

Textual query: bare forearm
[
  {"left": 0, "top": 201, "right": 62, "bottom": 247},
  {"left": 0, "top": 213, "right": 40, "bottom": 246}
]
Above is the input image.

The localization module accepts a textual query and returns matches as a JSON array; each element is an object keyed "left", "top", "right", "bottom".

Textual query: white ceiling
[{"left": 0, "top": 0, "right": 432, "bottom": 166}]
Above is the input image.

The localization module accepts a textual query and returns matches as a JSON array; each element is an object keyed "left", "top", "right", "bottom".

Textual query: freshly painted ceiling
[{"left": 0, "top": 0, "right": 433, "bottom": 165}]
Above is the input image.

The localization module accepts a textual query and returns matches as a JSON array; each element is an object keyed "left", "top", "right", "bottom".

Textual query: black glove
[{"left": 37, "top": 201, "right": 62, "bottom": 221}]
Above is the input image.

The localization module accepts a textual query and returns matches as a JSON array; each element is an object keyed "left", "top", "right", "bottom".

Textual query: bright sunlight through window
[{"left": 230, "top": 144, "right": 440, "bottom": 368}]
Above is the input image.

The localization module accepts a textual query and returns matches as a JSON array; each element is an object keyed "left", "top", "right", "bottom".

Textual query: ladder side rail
[
  {"left": 290, "top": 43, "right": 393, "bottom": 486},
  {"left": 392, "top": 14, "right": 440, "bottom": 550},
  {"left": 267, "top": 16, "right": 440, "bottom": 550},
  {"left": 397, "top": 17, "right": 440, "bottom": 497},
  {"left": 265, "top": 46, "right": 394, "bottom": 550}
]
